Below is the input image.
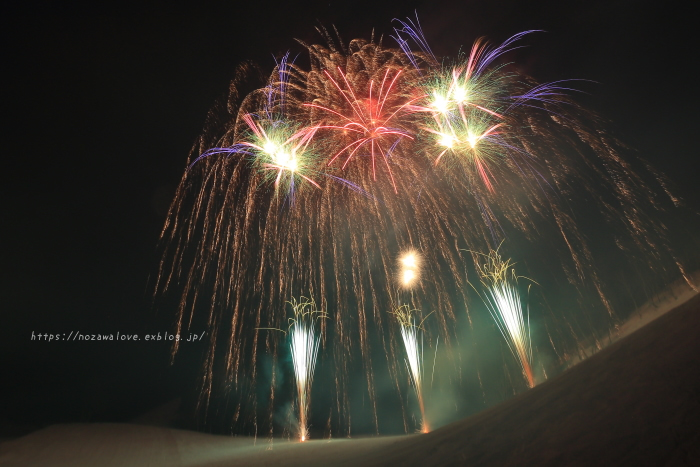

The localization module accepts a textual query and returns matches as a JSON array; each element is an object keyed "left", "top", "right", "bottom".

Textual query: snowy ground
[{"left": 2, "top": 277, "right": 698, "bottom": 466}]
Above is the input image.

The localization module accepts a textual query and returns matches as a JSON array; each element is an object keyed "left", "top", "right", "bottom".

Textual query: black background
[{"left": 2, "top": 0, "right": 697, "bottom": 434}]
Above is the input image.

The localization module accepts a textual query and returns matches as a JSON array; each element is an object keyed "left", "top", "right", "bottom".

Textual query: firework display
[{"left": 156, "top": 15, "right": 692, "bottom": 435}]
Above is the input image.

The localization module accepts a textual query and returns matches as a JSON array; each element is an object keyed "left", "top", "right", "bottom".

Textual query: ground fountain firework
[
  {"left": 258, "top": 297, "right": 327, "bottom": 441},
  {"left": 472, "top": 248, "right": 536, "bottom": 388},
  {"left": 392, "top": 305, "right": 431, "bottom": 433},
  {"left": 287, "top": 298, "right": 326, "bottom": 442},
  {"left": 157, "top": 15, "right": 693, "bottom": 435}
]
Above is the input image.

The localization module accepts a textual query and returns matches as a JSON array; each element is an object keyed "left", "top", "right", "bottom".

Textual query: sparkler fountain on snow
[
  {"left": 472, "top": 248, "right": 536, "bottom": 388},
  {"left": 392, "top": 305, "right": 431, "bottom": 433},
  {"left": 288, "top": 298, "right": 326, "bottom": 442},
  {"left": 260, "top": 297, "right": 327, "bottom": 442},
  {"left": 394, "top": 251, "right": 431, "bottom": 432}
]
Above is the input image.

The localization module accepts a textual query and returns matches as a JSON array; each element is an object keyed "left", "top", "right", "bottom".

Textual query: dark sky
[{"left": 2, "top": 1, "right": 697, "bottom": 431}]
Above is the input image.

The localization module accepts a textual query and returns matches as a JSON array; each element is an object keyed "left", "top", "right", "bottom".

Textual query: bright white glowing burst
[
  {"left": 438, "top": 133, "right": 455, "bottom": 148},
  {"left": 401, "top": 252, "right": 417, "bottom": 268},
  {"left": 466, "top": 131, "right": 480, "bottom": 148},
  {"left": 263, "top": 140, "right": 277, "bottom": 154},
  {"left": 452, "top": 85, "right": 468, "bottom": 103},
  {"left": 431, "top": 92, "right": 449, "bottom": 114},
  {"left": 262, "top": 140, "right": 298, "bottom": 172},
  {"left": 275, "top": 150, "right": 298, "bottom": 172},
  {"left": 290, "top": 315, "right": 321, "bottom": 442}
]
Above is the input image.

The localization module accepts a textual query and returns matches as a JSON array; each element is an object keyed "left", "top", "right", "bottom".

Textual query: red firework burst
[{"left": 305, "top": 66, "right": 422, "bottom": 192}]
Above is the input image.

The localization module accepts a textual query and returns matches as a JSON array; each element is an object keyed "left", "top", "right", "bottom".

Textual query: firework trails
[{"left": 157, "top": 15, "right": 692, "bottom": 435}]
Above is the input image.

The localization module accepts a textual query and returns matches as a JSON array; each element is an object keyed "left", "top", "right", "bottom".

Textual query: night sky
[{"left": 2, "top": 1, "right": 698, "bottom": 435}]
